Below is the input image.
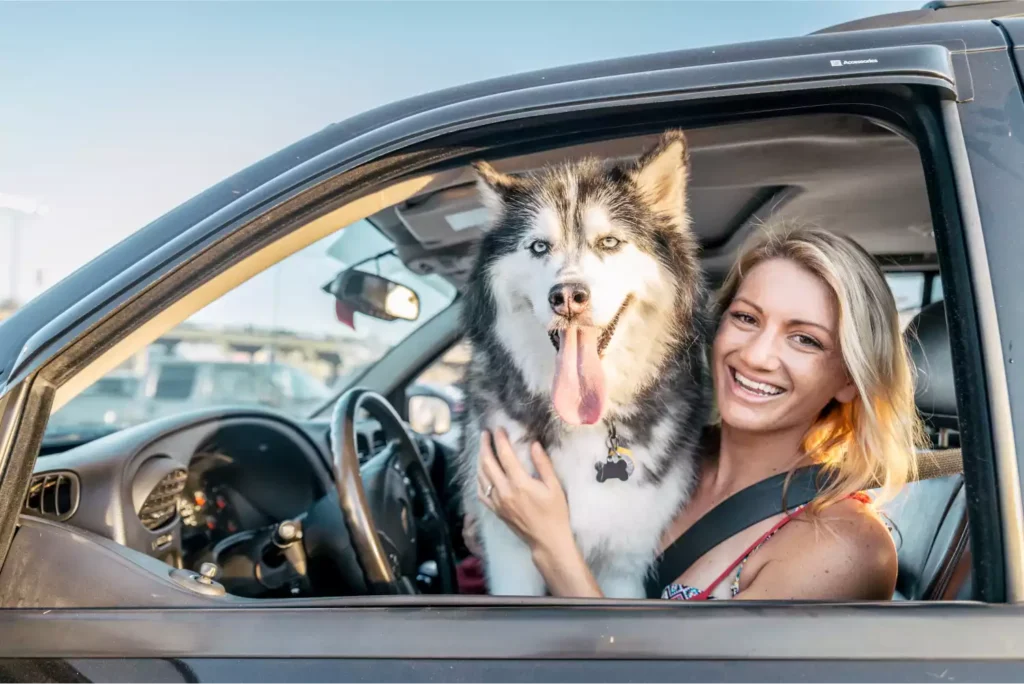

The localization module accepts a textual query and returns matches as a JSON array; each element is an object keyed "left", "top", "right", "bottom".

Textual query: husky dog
[{"left": 457, "top": 130, "right": 712, "bottom": 598}]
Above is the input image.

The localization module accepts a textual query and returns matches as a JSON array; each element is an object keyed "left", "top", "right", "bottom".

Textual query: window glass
[
  {"left": 885, "top": 272, "right": 926, "bottom": 330},
  {"left": 44, "top": 219, "right": 458, "bottom": 444},
  {"left": 288, "top": 366, "right": 333, "bottom": 402},
  {"left": 152, "top": 364, "right": 197, "bottom": 400},
  {"left": 406, "top": 339, "right": 470, "bottom": 447},
  {"left": 208, "top": 365, "right": 264, "bottom": 403},
  {"left": 80, "top": 376, "right": 138, "bottom": 399},
  {"left": 930, "top": 275, "right": 944, "bottom": 303}
]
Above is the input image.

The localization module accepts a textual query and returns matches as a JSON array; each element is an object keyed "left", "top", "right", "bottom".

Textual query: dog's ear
[
  {"left": 471, "top": 160, "right": 523, "bottom": 217},
  {"left": 629, "top": 129, "right": 690, "bottom": 231}
]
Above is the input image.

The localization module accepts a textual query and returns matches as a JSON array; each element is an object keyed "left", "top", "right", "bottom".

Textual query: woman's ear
[{"left": 835, "top": 380, "right": 857, "bottom": 404}]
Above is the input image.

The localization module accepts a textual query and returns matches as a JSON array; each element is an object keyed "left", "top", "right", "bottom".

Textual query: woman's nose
[{"left": 739, "top": 329, "right": 780, "bottom": 370}]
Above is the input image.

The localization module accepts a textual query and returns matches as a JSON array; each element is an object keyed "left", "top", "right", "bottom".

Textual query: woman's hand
[
  {"left": 476, "top": 429, "right": 573, "bottom": 554},
  {"left": 476, "top": 429, "right": 603, "bottom": 598}
]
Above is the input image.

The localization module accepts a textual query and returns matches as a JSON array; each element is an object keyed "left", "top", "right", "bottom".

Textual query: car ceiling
[{"left": 365, "top": 112, "right": 934, "bottom": 289}]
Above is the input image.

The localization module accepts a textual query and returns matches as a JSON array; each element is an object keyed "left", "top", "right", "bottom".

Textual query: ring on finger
[{"left": 484, "top": 483, "right": 494, "bottom": 498}]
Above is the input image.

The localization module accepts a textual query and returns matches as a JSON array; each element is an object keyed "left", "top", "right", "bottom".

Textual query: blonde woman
[{"left": 475, "top": 224, "right": 926, "bottom": 601}]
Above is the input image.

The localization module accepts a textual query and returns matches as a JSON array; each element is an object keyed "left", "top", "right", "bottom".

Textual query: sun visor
[{"left": 394, "top": 184, "right": 489, "bottom": 249}]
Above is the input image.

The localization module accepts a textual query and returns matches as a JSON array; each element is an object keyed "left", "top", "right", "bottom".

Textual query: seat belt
[{"left": 643, "top": 464, "right": 827, "bottom": 598}]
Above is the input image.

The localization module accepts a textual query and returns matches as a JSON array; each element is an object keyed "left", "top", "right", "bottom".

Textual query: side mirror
[
  {"left": 408, "top": 395, "right": 453, "bottom": 436},
  {"left": 323, "top": 269, "right": 420, "bottom": 322}
]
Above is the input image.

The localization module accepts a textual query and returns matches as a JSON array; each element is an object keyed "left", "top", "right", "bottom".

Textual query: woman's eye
[
  {"left": 599, "top": 236, "right": 621, "bottom": 250},
  {"left": 528, "top": 240, "right": 550, "bottom": 256},
  {"left": 730, "top": 311, "right": 756, "bottom": 326},
  {"left": 793, "top": 334, "right": 824, "bottom": 350}
]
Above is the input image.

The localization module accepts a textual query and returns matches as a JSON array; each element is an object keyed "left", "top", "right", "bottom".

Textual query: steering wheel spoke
[
  {"left": 375, "top": 439, "right": 401, "bottom": 463},
  {"left": 330, "top": 388, "right": 458, "bottom": 595}
]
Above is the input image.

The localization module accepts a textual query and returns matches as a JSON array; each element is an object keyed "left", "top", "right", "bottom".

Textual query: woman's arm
[
  {"left": 731, "top": 499, "right": 898, "bottom": 601},
  {"left": 477, "top": 429, "right": 605, "bottom": 598}
]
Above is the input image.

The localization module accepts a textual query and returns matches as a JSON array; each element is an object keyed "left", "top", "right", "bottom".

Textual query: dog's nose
[{"left": 548, "top": 282, "right": 591, "bottom": 316}]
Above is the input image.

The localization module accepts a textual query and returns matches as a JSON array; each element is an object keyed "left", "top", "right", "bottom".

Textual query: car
[
  {"left": 44, "top": 371, "right": 144, "bottom": 435},
  {"left": 138, "top": 359, "right": 334, "bottom": 422},
  {"left": 1, "top": 1, "right": 1024, "bottom": 679}
]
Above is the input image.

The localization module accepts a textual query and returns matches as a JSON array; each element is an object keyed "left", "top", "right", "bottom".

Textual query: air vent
[
  {"left": 23, "top": 471, "right": 79, "bottom": 521},
  {"left": 137, "top": 467, "right": 187, "bottom": 531},
  {"left": 371, "top": 430, "right": 386, "bottom": 452}
]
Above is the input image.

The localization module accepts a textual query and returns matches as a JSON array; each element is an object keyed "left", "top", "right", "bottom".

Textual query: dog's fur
[{"left": 456, "top": 130, "right": 712, "bottom": 598}]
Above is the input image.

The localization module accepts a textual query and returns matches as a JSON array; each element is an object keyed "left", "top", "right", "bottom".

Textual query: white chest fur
[{"left": 474, "top": 410, "right": 694, "bottom": 598}]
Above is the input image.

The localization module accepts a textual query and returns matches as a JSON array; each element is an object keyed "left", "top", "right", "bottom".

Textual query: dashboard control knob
[
  {"left": 278, "top": 521, "right": 297, "bottom": 541},
  {"left": 198, "top": 562, "right": 219, "bottom": 583},
  {"left": 168, "top": 565, "right": 225, "bottom": 597}
]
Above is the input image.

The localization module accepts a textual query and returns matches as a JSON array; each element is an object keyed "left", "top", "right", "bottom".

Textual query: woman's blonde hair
[{"left": 713, "top": 221, "right": 927, "bottom": 513}]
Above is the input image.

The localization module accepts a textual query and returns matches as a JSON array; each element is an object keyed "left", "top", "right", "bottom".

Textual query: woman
[{"left": 473, "top": 224, "right": 926, "bottom": 601}]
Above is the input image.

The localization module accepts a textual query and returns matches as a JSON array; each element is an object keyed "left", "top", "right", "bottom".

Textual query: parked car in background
[
  {"left": 140, "top": 360, "right": 333, "bottom": 421},
  {"left": 45, "top": 371, "right": 145, "bottom": 435}
]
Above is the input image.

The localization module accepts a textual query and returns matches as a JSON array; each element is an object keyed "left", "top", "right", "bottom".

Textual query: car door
[{"left": 2, "top": 17, "right": 1024, "bottom": 682}]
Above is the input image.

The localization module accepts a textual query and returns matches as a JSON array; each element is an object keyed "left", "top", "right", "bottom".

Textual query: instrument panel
[{"left": 178, "top": 479, "right": 245, "bottom": 558}]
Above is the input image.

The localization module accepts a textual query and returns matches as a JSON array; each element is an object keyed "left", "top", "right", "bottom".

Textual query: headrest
[{"left": 905, "top": 300, "right": 957, "bottom": 427}]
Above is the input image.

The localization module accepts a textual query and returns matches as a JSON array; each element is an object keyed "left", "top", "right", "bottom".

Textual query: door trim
[{"left": 0, "top": 602, "right": 1019, "bottom": 660}]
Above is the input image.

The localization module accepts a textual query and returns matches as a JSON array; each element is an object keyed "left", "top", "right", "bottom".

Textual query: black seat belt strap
[{"left": 644, "top": 464, "right": 827, "bottom": 598}]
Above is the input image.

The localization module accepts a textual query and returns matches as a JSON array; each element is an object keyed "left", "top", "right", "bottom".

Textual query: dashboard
[{"left": 19, "top": 406, "right": 442, "bottom": 576}]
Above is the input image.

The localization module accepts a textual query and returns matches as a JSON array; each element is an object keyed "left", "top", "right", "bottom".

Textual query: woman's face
[{"left": 712, "top": 257, "right": 857, "bottom": 436}]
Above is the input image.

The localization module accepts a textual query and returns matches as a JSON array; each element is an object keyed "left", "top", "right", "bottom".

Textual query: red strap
[
  {"left": 687, "top": 491, "right": 871, "bottom": 600},
  {"left": 688, "top": 505, "right": 807, "bottom": 600}
]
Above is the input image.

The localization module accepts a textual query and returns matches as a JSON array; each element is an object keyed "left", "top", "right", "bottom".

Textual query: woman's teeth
[{"left": 733, "top": 369, "right": 784, "bottom": 396}]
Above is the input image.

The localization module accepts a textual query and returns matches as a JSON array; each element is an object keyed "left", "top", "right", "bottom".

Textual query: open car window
[
  {"left": 9, "top": 27, "right": 1008, "bottom": 616},
  {"left": 43, "top": 219, "right": 458, "bottom": 446}
]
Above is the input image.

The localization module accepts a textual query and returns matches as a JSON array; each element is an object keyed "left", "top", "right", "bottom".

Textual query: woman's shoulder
[
  {"left": 814, "top": 496, "right": 897, "bottom": 562},
  {"left": 739, "top": 496, "right": 898, "bottom": 601}
]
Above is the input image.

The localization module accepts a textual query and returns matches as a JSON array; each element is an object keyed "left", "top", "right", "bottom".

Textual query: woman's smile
[{"left": 728, "top": 366, "right": 787, "bottom": 401}]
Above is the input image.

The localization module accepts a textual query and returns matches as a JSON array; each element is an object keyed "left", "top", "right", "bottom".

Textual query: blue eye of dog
[
  {"left": 599, "top": 236, "right": 621, "bottom": 250},
  {"left": 528, "top": 240, "right": 550, "bottom": 256}
]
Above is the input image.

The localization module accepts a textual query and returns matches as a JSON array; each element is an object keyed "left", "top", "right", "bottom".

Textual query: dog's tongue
[{"left": 552, "top": 326, "right": 607, "bottom": 425}]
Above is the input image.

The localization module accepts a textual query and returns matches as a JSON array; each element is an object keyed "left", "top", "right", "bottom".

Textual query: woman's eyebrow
[
  {"left": 733, "top": 296, "right": 832, "bottom": 334},
  {"left": 790, "top": 318, "right": 832, "bottom": 334}
]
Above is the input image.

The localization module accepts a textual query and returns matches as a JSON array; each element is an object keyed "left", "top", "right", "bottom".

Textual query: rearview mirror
[{"left": 323, "top": 269, "right": 420, "bottom": 322}]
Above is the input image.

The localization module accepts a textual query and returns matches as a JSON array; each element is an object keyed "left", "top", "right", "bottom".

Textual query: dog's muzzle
[{"left": 548, "top": 294, "right": 634, "bottom": 357}]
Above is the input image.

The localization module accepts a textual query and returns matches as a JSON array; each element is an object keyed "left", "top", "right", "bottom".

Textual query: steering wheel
[{"left": 329, "top": 387, "right": 458, "bottom": 594}]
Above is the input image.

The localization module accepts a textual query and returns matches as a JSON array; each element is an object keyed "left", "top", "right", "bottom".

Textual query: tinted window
[
  {"left": 209, "top": 366, "right": 265, "bottom": 402},
  {"left": 82, "top": 376, "right": 138, "bottom": 398},
  {"left": 153, "top": 365, "right": 197, "bottom": 399},
  {"left": 287, "top": 367, "right": 331, "bottom": 401},
  {"left": 930, "top": 274, "right": 944, "bottom": 303},
  {"left": 885, "top": 271, "right": 948, "bottom": 331}
]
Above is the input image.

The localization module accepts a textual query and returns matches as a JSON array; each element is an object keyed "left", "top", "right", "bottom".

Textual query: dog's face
[{"left": 471, "top": 130, "right": 700, "bottom": 426}]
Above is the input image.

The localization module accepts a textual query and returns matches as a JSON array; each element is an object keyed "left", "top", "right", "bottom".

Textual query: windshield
[{"left": 43, "top": 219, "right": 458, "bottom": 446}]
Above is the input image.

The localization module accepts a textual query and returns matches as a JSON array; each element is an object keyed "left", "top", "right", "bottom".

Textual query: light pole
[{"left": 0, "top": 192, "right": 49, "bottom": 307}]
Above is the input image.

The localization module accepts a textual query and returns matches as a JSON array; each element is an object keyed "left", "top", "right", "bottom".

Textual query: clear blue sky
[{"left": 0, "top": 0, "right": 923, "bottom": 339}]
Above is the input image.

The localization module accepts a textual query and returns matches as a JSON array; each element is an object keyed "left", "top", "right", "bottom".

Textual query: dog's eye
[
  {"left": 528, "top": 240, "right": 551, "bottom": 256},
  {"left": 599, "top": 236, "right": 621, "bottom": 250}
]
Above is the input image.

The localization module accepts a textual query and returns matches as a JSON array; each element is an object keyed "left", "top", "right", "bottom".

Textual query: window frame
[{"left": 5, "top": 91, "right": 1007, "bottom": 599}]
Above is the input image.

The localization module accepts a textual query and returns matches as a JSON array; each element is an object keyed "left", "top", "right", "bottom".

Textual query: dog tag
[{"left": 595, "top": 445, "right": 634, "bottom": 483}]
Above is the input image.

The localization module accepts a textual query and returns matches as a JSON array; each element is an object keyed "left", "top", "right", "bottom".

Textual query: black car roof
[{"left": 816, "top": 0, "right": 1024, "bottom": 34}]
